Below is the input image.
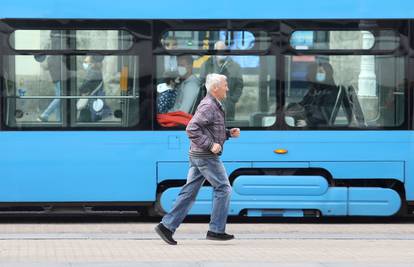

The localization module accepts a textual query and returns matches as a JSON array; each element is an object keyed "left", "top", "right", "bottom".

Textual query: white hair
[
  {"left": 214, "top": 40, "right": 227, "bottom": 50},
  {"left": 205, "top": 73, "right": 226, "bottom": 93}
]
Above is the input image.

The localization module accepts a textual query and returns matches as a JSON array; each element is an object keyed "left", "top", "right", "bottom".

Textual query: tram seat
[
  {"left": 284, "top": 85, "right": 366, "bottom": 127},
  {"left": 329, "top": 85, "right": 366, "bottom": 127},
  {"left": 328, "top": 85, "right": 344, "bottom": 125},
  {"left": 189, "top": 84, "right": 206, "bottom": 114},
  {"left": 250, "top": 112, "right": 276, "bottom": 127}
]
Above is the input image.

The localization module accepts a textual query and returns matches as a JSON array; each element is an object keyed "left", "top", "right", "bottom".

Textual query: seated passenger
[
  {"left": 170, "top": 55, "right": 200, "bottom": 114},
  {"left": 157, "top": 71, "right": 179, "bottom": 114},
  {"left": 286, "top": 62, "right": 339, "bottom": 127}
]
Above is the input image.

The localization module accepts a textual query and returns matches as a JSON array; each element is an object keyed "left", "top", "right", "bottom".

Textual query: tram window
[
  {"left": 284, "top": 55, "right": 405, "bottom": 128},
  {"left": 72, "top": 55, "right": 139, "bottom": 127},
  {"left": 290, "top": 30, "right": 399, "bottom": 50},
  {"left": 155, "top": 54, "right": 276, "bottom": 128},
  {"left": 10, "top": 30, "right": 133, "bottom": 50},
  {"left": 161, "top": 31, "right": 270, "bottom": 51},
  {"left": 3, "top": 55, "right": 66, "bottom": 127},
  {"left": 3, "top": 55, "right": 139, "bottom": 128}
]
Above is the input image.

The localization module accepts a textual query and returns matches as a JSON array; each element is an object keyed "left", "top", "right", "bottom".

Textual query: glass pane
[
  {"left": 10, "top": 30, "right": 133, "bottom": 50},
  {"left": 156, "top": 54, "right": 276, "bottom": 127},
  {"left": 373, "top": 30, "right": 401, "bottom": 50},
  {"left": 72, "top": 55, "right": 139, "bottom": 127},
  {"left": 284, "top": 55, "right": 405, "bottom": 128},
  {"left": 3, "top": 55, "right": 65, "bottom": 126},
  {"left": 162, "top": 31, "right": 270, "bottom": 51},
  {"left": 290, "top": 30, "right": 399, "bottom": 50},
  {"left": 75, "top": 30, "right": 133, "bottom": 50},
  {"left": 3, "top": 55, "right": 139, "bottom": 128},
  {"left": 10, "top": 30, "right": 65, "bottom": 50}
]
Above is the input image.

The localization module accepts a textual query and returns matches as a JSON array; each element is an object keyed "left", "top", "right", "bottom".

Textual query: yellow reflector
[{"left": 274, "top": 149, "right": 288, "bottom": 154}]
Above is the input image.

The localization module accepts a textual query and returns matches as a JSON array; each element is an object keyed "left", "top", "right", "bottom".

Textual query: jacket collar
[{"left": 207, "top": 93, "right": 225, "bottom": 113}]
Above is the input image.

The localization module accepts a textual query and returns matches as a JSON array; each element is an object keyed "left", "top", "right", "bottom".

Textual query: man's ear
[{"left": 211, "top": 85, "right": 217, "bottom": 95}]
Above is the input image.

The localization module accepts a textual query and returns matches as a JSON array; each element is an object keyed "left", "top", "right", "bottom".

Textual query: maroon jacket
[{"left": 186, "top": 94, "right": 230, "bottom": 157}]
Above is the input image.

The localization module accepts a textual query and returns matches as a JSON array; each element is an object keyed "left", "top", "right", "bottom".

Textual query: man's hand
[
  {"left": 210, "top": 143, "right": 222, "bottom": 154},
  {"left": 230, "top": 128, "right": 240, "bottom": 138}
]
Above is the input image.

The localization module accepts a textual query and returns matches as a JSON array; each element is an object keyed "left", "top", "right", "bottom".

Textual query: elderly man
[
  {"left": 200, "top": 41, "right": 243, "bottom": 120},
  {"left": 155, "top": 73, "right": 240, "bottom": 245}
]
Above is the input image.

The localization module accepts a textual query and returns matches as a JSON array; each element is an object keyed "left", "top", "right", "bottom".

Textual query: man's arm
[{"left": 186, "top": 103, "right": 214, "bottom": 151}]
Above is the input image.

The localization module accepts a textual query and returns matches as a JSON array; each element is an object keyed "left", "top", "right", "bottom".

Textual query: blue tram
[{"left": 0, "top": 0, "right": 413, "bottom": 217}]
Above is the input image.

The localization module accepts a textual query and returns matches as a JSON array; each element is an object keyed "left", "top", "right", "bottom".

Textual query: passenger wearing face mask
[
  {"left": 292, "top": 62, "right": 339, "bottom": 127},
  {"left": 78, "top": 55, "right": 111, "bottom": 122},
  {"left": 170, "top": 55, "right": 200, "bottom": 113},
  {"left": 200, "top": 41, "right": 243, "bottom": 120}
]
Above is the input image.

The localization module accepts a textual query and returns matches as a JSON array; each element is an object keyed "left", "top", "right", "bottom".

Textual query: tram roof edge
[{"left": 1, "top": 0, "right": 414, "bottom": 20}]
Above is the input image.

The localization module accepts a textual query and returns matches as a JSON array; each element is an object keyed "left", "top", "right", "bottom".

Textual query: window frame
[
  {"left": 0, "top": 19, "right": 152, "bottom": 131},
  {"left": 0, "top": 19, "right": 410, "bottom": 131},
  {"left": 280, "top": 19, "right": 410, "bottom": 130},
  {"left": 152, "top": 20, "right": 280, "bottom": 131}
]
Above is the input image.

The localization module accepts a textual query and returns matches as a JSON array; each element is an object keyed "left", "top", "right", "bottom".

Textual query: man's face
[
  {"left": 215, "top": 79, "right": 228, "bottom": 100},
  {"left": 214, "top": 42, "right": 227, "bottom": 64},
  {"left": 178, "top": 58, "right": 190, "bottom": 77},
  {"left": 84, "top": 56, "right": 92, "bottom": 64}
]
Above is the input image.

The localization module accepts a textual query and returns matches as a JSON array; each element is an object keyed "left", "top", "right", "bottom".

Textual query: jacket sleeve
[
  {"left": 186, "top": 103, "right": 214, "bottom": 151},
  {"left": 225, "top": 128, "right": 231, "bottom": 140},
  {"left": 298, "top": 86, "right": 314, "bottom": 106}
]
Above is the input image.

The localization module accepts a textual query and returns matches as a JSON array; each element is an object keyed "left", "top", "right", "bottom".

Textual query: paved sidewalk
[{"left": 0, "top": 223, "right": 413, "bottom": 266}]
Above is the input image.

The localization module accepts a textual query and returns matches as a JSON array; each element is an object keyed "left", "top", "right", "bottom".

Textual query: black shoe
[
  {"left": 206, "top": 231, "right": 235, "bottom": 241},
  {"left": 155, "top": 223, "right": 177, "bottom": 245}
]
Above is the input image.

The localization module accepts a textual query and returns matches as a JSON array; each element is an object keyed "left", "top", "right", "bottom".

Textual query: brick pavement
[{"left": 0, "top": 223, "right": 413, "bottom": 266}]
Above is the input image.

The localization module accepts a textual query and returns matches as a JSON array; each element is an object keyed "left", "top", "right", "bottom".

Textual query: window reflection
[
  {"left": 3, "top": 55, "right": 139, "bottom": 128},
  {"left": 156, "top": 53, "right": 276, "bottom": 127},
  {"left": 75, "top": 30, "right": 133, "bottom": 50},
  {"left": 161, "top": 30, "right": 270, "bottom": 51},
  {"left": 284, "top": 55, "right": 405, "bottom": 128},
  {"left": 5, "top": 55, "right": 65, "bottom": 124},
  {"left": 291, "top": 30, "right": 400, "bottom": 51},
  {"left": 10, "top": 30, "right": 133, "bottom": 50},
  {"left": 74, "top": 55, "right": 139, "bottom": 126}
]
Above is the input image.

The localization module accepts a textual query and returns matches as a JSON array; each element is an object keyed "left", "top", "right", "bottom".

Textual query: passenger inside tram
[{"left": 285, "top": 62, "right": 339, "bottom": 127}]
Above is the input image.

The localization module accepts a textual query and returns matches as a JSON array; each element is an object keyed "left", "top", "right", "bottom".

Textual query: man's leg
[
  {"left": 197, "top": 157, "right": 231, "bottom": 234},
  {"left": 161, "top": 157, "right": 205, "bottom": 233}
]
